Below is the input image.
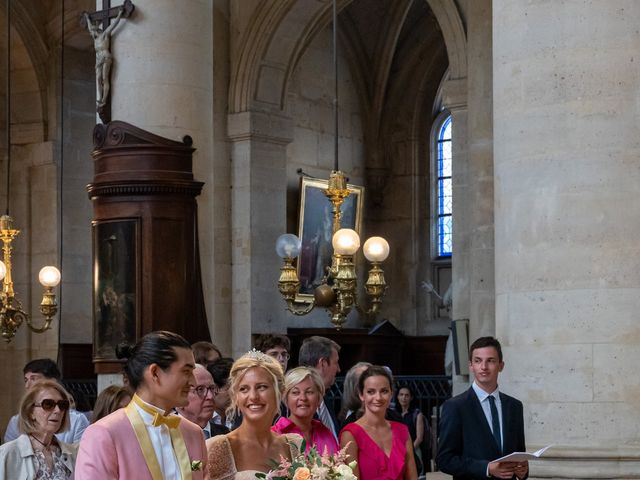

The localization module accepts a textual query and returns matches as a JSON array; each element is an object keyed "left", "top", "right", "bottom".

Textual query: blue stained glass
[{"left": 436, "top": 115, "right": 453, "bottom": 257}]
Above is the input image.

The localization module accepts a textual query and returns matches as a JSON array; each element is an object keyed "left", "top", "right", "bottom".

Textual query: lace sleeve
[{"left": 206, "top": 435, "right": 237, "bottom": 480}]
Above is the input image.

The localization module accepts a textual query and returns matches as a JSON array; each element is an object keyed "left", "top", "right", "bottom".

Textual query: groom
[{"left": 75, "top": 331, "right": 207, "bottom": 479}]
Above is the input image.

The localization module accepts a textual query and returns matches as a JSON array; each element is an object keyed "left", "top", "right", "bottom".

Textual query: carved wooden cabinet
[{"left": 87, "top": 121, "right": 208, "bottom": 373}]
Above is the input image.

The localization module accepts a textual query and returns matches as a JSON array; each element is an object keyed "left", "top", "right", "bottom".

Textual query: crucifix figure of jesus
[{"left": 81, "top": 0, "right": 134, "bottom": 123}]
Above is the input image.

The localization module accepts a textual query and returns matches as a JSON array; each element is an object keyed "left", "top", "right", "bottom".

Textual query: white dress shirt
[
  {"left": 133, "top": 397, "right": 181, "bottom": 479},
  {"left": 472, "top": 381, "right": 504, "bottom": 477},
  {"left": 471, "top": 381, "right": 503, "bottom": 450}
]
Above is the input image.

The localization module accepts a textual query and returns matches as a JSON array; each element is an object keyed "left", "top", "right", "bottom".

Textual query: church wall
[
  {"left": 60, "top": 46, "right": 95, "bottom": 344},
  {"left": 464, "top": 0, "right": 494, "bottom": 342},
  {"left": 0, "top": 18, "right": 59, "bottom": 431},
  {"left": 10, "top": 39, "right": 43, "bottom": 136},
  {"left": 227, "top": 110, "right": 292, "bottom": 356},
  {"left": 373, "top": 24, "right": 449, "bottom": 337},
  {"left": 494, "top": 0, "right": 640, "bottom": 474},
  {"left": 276, "top": 25, "right": 365, "bottom": 331},
  {"left": 209, "top": 0, "right": 233, "bottom": 354}
]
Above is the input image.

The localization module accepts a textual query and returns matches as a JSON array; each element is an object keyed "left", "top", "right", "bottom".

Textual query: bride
[{"left": 207, "top": 351, "right": 301, "bottom": 479}]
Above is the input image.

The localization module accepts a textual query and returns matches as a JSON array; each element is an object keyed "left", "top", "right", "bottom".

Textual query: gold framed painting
[{"left": 296, "top": 176, "right": 364, "bottom": 301}]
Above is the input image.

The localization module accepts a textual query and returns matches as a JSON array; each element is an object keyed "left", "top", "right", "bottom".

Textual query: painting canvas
[
  {"left": 296, "top": 177, "right": 364, "bottom": 299},
  {"left": 93, "top": 219, "right": 139, "bottom": 360}
]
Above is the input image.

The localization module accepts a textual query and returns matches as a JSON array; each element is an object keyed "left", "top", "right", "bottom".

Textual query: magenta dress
[
  {"left": 341, "top": 421, "right": 409, "bottom": 480},
  {"left": 272, "top": 417, "right": 339, "bottom": 455}
]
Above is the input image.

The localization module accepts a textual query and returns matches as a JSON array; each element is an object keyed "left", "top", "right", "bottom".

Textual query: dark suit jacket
[
  {"left": 208, "top": 421, "right": 229, "bottom": 438},
  {"left": 436, "top": 387, "right": 526, "bottom": 480}
]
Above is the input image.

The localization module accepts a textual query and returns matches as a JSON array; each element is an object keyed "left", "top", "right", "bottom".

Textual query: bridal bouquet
[{"left": 256, "top": 441, "right": 357, "bottom": 480}]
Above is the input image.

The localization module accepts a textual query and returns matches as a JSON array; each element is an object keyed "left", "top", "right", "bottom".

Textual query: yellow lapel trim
[
  {"left": 126, "top": 394, "right": 194, "bottom": 480},
  {"left": 170, "top": 424, "right": 193, "bottom": 480},
  {"left": 125, "top": 400, "right": 164, "bottom": 480}
]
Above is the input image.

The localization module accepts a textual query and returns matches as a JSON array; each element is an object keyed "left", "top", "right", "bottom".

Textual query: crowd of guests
[{"left": 0, "top": 332, "right": 526, "bottom": 480}]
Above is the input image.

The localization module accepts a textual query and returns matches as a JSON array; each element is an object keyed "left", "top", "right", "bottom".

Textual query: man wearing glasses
[
  {"left": 254, "top": 334, "right": 291, "bottom": 373},
  {"left": 176, "top": 364, "right": 218, "bottom": 439}
]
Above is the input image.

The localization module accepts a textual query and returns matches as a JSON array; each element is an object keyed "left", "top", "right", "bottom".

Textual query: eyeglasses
[
  {"left": 192, "top": 385, "right": 218, "bottom": 399},
  {"left": 33, "top": 399, "right": 70, "bottom": 411},
  {"left": 266, "top": 350, "right": 290, "bottom": 361}
]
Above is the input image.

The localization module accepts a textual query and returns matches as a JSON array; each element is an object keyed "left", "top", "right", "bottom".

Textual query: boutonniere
[{"left": 191, "top": 460, "right": 203, "bottom": 471}]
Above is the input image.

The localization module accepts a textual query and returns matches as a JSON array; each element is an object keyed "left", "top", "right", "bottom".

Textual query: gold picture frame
[{"left": 296, "top": 176, "right": 364, "bottom": 301}]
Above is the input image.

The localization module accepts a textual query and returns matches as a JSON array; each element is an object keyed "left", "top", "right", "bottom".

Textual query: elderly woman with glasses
[{"left": 0, "top": 379, "right": 77, "bottom": 479}]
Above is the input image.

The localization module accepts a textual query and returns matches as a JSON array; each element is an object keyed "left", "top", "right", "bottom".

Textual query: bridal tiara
[{"left": 243, "top": 348, "right": 274, "bottom": 362}]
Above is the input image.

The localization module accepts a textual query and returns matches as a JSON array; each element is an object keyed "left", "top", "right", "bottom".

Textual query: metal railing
[
  {"left": 325, "top": 374, "right": 451, "bottom": 414},
  {"left": 62, "top": 379, "right": 98, "bottom": 412}
]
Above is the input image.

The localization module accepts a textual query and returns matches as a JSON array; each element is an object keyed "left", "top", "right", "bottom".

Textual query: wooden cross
[{"left": 81, "top": 0, "right": 134, "bottom": 31}]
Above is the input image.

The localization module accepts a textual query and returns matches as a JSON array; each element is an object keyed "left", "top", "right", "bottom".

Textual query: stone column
[
  {"left": 494, "top": 1, "right": 640, "bottom": 476},
  {"left": 227, "top": 111, "right": 292, "bottom": 359},
  {"left": 444, "top": 0, "right": 495, "bottom": 396},
  {"left": 105, "top": 0, "right": 217, "bottom": 341},
  {"left": 464, "top": 0, "right": 494, "bottom": 343},
  {"left": 442, "top": 78, "right": 469, "bottom": 395}
]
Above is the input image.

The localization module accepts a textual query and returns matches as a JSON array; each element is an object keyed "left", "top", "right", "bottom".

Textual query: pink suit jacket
[{"left": 75, "top": 408, "right": 207, "bottom": 480}]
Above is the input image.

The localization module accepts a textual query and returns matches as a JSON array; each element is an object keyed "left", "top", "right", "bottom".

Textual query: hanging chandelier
[
  {"left": 1, "top": 0, "right": 61, "bottom": 342},
  {"left": 275, "top": 1, "right": 389, "bottom": 329}
]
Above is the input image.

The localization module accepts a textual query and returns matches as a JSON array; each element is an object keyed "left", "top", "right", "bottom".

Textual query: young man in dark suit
[{"left": 437, "top": 336, "right": 528, "bottom": 480}]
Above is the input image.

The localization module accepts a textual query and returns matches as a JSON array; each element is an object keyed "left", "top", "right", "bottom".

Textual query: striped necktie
[{"left": 318, "top": 401, "right": 337, "bottom": 440}]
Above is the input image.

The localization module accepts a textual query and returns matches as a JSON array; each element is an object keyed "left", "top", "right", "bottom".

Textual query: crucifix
[{"left": 81, "top": 0, "right": 135, "bottom": 124}]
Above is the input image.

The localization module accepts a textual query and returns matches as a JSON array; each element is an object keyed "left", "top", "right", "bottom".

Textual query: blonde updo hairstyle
[
  {"left": 283, "top": 366, "right": 325, "bottom": 402},
  {"left": 227, "top": 351, "right": 284, "bottom": 422}
]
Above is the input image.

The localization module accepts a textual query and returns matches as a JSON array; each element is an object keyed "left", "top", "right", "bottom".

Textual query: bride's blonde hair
[{"left": 226, "top": 350, "right": 284, "bottom": 422}]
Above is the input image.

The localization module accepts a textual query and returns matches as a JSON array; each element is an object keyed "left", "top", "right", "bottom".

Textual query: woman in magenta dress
[
  {"left": 340, "top": 366, "right": 418, "bottom": 480},
  {"left": 272, "top": 366, "right": 339, "bottom": 454}
]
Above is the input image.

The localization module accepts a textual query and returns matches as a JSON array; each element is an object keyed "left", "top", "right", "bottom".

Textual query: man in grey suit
[{"left": 437, "top": 337, "right": 528, "bottom": 480}]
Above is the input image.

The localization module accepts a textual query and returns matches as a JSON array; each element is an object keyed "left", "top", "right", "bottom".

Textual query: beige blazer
[{"left": 0, "top": 433, "right": 78, "bottom": 479}]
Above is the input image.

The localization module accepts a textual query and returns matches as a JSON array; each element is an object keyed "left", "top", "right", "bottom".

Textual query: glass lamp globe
[
  {"left": 275, "top": 234, "right": 301, "bottom": 259},
  {"left": 38, "top": 266, "right": 61, "bottom": 287},
  {"left": 363, "top": 236, "right": 390, "bottom": 262},
  {"left": 0, "top": 261, "right": 6, "bottom": 281},
  {"left": 332, "top": 228, "right": 360, "bottom": 255}
]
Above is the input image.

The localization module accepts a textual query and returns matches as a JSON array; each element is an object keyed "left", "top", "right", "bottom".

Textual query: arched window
[{"left": 435, "top": 114, "right": 452, "bottom": 257}]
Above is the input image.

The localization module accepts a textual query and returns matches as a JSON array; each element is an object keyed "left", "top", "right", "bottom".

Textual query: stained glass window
[{"left": 436, "top": 115, "right": 452, "bottom": 257}]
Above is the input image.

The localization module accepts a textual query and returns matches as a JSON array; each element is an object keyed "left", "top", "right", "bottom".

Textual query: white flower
[
  {"left": 310, "top": 465, "right": 329, "bottom": 480},
  {"left": 335, "top": 464, "right": 356, "bottom": 480}
]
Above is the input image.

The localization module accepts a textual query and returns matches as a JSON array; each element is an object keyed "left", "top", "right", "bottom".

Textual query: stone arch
[
  {"left": 230, "top": 0, "right": 367, "bottom": 114},
  {"left": 424, "top": 0, "right": 467, "bottom": 80},
  {"left": 231, "top": 0, "right": 466, "bottom": 114},
  {"left": 2, "top": 2, "right": 49, "bottom": 141}
]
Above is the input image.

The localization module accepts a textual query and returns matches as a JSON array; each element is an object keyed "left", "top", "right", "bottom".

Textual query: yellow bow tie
[
  {"left": 151, "top": 413, "right": 181, "bottom": 429},
  {"left": 132, "top": 394, "right": 182, "bottom": 429}
]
